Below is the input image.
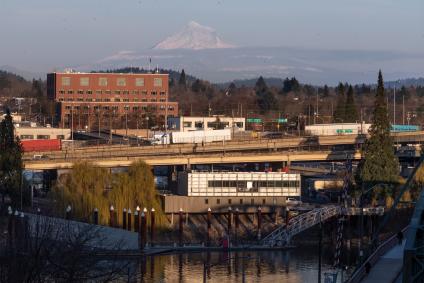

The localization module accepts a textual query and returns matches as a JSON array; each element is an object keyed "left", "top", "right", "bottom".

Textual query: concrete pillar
[
  {"left": 93, "top": 208, "right": 99, "bottom": 225},
  {"left": 285, "top": 207, "right": 290, "bottom": 225},
  {"left": 134, "top": 206, "right": 140, "bottom": 232},
  {"left": 109, "top": 205, "right": 115, "bottom": 227},
  {"left": 139, "top": 209, "right": 147, "bottom": 249},
  {"left": 179, "top": 208, "right": 184, "bottom": 246},
  {"left": 257, "top": 207, "right": 262, "bottom": 240},
  {"left": 235, "top": 208, "right": 239, "bottom": 246},
  {"left": 207, "top": 208, "right": 211, "bottom": 246},
  {"left": 127, "top": 209, "right": 132, "bottom": 231},
  {"left": 122, "top": 208, "right": 127, "bottom": 230},
  {"left": 150, "top": 208, "right": 155, "bottom": 247},
  {"left": 65, "top": 205, "right": 72, "bottom": 220},
  {"left": 228, "top": 206, "right": 232, "bottom": 239}
]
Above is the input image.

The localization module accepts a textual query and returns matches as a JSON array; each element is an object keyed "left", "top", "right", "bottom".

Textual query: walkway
[{"left": 361, "top": 239, "right": 405, "bottom": 283}]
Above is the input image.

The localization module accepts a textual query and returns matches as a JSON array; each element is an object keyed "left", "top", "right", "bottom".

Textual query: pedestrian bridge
[{"left": 262, "top": 205, "right": 342, "bottom": 247}]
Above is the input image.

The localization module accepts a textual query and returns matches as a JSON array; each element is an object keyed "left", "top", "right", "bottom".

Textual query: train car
[{"left": 21, "top": 139, "right": 62, "bottom": 152}]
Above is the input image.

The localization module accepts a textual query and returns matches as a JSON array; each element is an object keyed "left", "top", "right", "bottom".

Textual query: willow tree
[{"left": 53, "top": 161, "right": 165, "bottom": 226}]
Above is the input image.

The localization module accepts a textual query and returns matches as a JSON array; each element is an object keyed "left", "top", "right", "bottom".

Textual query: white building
[
  {"left": 15, "top": 125, "right": 71, "bottom": 140},
  {"left": 177, "top": 171, "right": 300, "bottom": 197},
  {"left": 167, "top": 116, "right": 245, "bottom": 132}
]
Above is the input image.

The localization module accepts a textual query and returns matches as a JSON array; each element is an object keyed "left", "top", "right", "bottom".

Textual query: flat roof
[{"left": 50, "top": 72, "right": 168, "bottom": 76}]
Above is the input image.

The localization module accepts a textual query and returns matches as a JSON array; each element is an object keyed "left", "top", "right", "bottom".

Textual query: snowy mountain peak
[{"left": 153, "top": 21, "right": 235, "bottom": 50}]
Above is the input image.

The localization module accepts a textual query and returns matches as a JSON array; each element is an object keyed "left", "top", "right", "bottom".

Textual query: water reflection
[{"left": 119, "top": 245, "right": 354, "bottom": 283}]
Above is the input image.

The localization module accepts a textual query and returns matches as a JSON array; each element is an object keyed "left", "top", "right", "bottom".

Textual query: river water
[{"left": 123, "top": 245, "right": 356, "bottom": 283}]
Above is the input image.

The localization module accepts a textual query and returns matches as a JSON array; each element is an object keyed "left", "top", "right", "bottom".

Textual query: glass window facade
[{"left": 186, "top": 172, "right": 301, "bottom": 197}]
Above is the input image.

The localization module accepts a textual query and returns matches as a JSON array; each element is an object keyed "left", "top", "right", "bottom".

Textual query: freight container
[
  {"left": 305, "top": 123, "right": 371, "bottom": 136},
  {"left": 21, "top": 139, "right": 61, "bottom": 152},
  {"left": 391, "top": 124, "right": 420, "bottom": 132},
  {"left": 171, "top": 129, "right": 231, "bottom": 144},
  {"left": 150, "top": 129, "right": 231, "bottom": 145}
]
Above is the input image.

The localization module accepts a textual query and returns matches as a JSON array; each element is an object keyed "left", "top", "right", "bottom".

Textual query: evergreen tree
[
  {"left": 257, "top": 91, "right": 277, "bottom": 113},
  {"left": 178, "top": 69, "right": 186, "bottom": 87},
  {"left": 0, "top": 109, "right": 23, "bottom": 205},
  {"left": 323, "top": 85, "right": 329, "bottom": 97},
  {"left": 333, "top": 82, "right": 345, "bottom": 122},
  {"left": 255, "top": 76, "right": 267, "bottom": 94},
  {"left": 359, "top": 71, "right": 399, "bottom": 186},
  {"left": 344, "top": 85, "right": 359, "bottom": 122}
]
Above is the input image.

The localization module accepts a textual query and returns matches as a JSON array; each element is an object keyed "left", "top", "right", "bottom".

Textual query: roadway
[
  {"left": 23, "top": 131, "right": 424, "bottom": 170},
  {"left": 24, "top": 150, "right": 362, "bottom": 170}
]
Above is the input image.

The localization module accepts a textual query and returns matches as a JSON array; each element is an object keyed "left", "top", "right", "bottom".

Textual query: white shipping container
[
  {"left": 305, "top": 123, "right": 371, "bottom": 136},
  {"left": 171, "top": 129, "right": 231, "bottom": 144}
]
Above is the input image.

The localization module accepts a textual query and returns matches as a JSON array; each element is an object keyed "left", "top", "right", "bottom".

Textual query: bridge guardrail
[{"left": 347, "top": 226, "right": 408, "bottom": 283}]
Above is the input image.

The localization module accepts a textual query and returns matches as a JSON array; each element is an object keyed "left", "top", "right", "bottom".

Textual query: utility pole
[
  {"left": 125, "top": 109, "right": 128, "bottom": 140},
  {"left": 316, "top": 87, "right": 319, "bottom": 118},
  {"left": 393, "top": 85, "right": 396, "bottom": 126},
  {"left": 403, "top": 94, "right": 405, "bottom": 125}
]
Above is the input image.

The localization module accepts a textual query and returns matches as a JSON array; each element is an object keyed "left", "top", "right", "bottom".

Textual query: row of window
[
  {"left": 59, "top": 98, "right": 167, "bottom": 102},
  {"left": 207, "top": 180, "right": 300, "bottom": 188},
  {"left": 204, "top": 198, "right": 273, "bottom": 205},
  {"left": 183, "top": 121, "right": 244, "bottom": 128},
  {"left": 58, "top": 90, "right": 166, "bottom": 96},
  {"left": 20, "top": 135, "right": 65, "bottom": 140},
  {"left": 61, "top": 76, "right": 163, "bottom": 87},
  {"left": 64, "top": 105, "right": 175, "bottom": 111}
]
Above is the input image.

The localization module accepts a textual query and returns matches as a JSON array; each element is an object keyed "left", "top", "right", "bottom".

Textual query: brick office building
[{"left": 47, "top": 72, "right": 178, "bottom": 130}]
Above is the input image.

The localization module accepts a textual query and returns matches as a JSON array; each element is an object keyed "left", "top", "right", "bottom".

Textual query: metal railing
[{"left": 261, "top": 205, "right": 342, "bottom": 247}]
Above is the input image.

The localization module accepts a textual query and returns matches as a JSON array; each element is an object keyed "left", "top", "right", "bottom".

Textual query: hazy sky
[{"left": 1, "top": 0, "right": 423, "bottom": 74}]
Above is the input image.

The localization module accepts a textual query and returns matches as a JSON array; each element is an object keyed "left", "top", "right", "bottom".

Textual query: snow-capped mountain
[{"left": 153, "top": 21, "right": 234, "bottom": 50}]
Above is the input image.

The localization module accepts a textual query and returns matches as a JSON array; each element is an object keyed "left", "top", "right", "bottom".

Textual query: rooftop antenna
[{"left": 148, "top": 57, "right": 152, "bottom": 73}]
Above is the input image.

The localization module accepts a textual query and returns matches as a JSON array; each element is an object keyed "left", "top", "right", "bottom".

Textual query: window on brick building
[
  {"left": 117, "top": 78, "right": 126, "bottom": 86},
  {"left": 96, "top": 90, "right": 102, "bottom": 94},
  {"left": 62, "top": 77, "right": 71, "bottom": 86},
  {"left": 114, "top": 90, "right": 121, "bottom": 94},
  {"left": 141, "top": 91, "right": 147, "bottom": 95},
  {"left": 105, "top": 90, "right": 111, "bottom": 94},
  {"left": 160, "top": 91, "right": 166, "bottom": 96},
  {"left": 151, "top": 91, "right": 157, "bottom": 96},
  {"left": 67, "top": 90, "right": 74, "bottom": 94},
  {"left": 153, "top": 78, "right": 162, "bottom": 87},
  {"left": 80, "top": 77, "right": 89, "bottom": 86},
  {"left": 151, "top": 99, "right": 156, "bottom": 102},
  {"left": 135, "top": 78, "right": 144, "bottom": 87},
  {"left": 86, "top": 90, "right": 92, "bottom": 94},
  {"left": 99, "top": 77, "right": 108, "bottom": 86}
]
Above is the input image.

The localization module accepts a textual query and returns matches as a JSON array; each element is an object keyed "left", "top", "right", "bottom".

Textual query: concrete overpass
[
  {"left": 23, "top": 131, "right": 424, "bottom": 170},
  {"left": 24, "top": 150, "right": 362, "bottom": 170}
]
